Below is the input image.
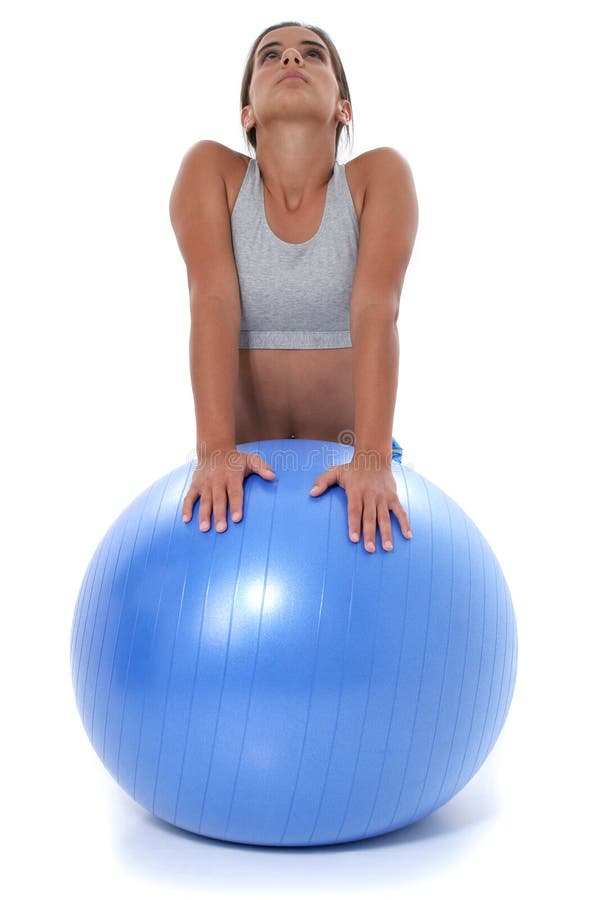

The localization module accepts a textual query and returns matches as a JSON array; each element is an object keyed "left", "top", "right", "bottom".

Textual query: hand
[
  {"left": 309, "top": 456, "right": 412, "bottom": 552},
  {"left": 182, "top": 448, "right": 276, "bottom": 531}
]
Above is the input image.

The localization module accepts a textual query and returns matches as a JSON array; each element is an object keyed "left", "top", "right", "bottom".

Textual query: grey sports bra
[{"left": 230, "top": 157, "right": 359, "bottom": 349}]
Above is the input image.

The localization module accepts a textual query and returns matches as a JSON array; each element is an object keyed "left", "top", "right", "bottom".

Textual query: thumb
[
  {"left": 248, "top": 454, "right": 276, "bottom": 479},
  {"left": 309, "top": 467, "right": 338, "bottom": 496}
]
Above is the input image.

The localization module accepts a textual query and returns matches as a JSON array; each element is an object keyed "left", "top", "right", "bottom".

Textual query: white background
[{"left": 2, "top": 0, "right": 599, "bottom": 897}]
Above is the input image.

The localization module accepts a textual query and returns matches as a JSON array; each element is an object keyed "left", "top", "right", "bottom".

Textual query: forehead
[{"left": 255, "top": 28, "right": 327, "bottom": 56}]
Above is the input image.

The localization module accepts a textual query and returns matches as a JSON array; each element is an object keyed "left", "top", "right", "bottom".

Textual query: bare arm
[
  {"left": 169, "top": 141, "right": 242, "bottom": 451},
  {"left": 352, "top": 313, "right": 399, "bottom": 459},
  {"left": 189, "top": 295, "right": 240, "bottom": 454},
  {"left": 169, "top": 141, "right": 276, "bottom": 530},
  {"left": 307, "top": 148, "right": 418, "bottom": 553},
  {"left": 349, "top": 148, "right": 419, "bottom": 460}
]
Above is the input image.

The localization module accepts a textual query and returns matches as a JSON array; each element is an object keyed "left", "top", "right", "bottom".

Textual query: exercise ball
[{"left": 70, "top": 438, "right": 517, "bottom": 847}]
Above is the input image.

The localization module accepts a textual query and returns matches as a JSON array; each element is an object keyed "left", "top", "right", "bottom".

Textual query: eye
[{"left": 261, "top": 48, "right": 325, "bottom": 62}]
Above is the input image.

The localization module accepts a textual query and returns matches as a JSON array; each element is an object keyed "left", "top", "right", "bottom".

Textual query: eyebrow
[{"left": 256, "top": 39, "right": 328, "bottom": 58}]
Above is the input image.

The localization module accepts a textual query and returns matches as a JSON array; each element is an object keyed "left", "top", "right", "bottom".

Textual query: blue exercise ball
[{"left": 70, "top": 438, "right": 518, "bottom": 847}]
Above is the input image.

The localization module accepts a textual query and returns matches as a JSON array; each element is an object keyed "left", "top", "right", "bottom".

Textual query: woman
[{"left": 169, "top": 20, "right": 418, "bottom": 553}]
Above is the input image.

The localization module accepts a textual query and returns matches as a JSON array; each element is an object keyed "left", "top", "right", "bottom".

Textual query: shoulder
[
  {"left": 171, "top": 140, "right": 248, "bottom": 193},
  {"left": 356, "top": 147, "right": 418, "bottom": 234},
  {"left": 356, "top": 146, "right": 415, "bottom": 190},
  {"left": 174, "top": 139, "right": 242, "bottom": 176},
  {"left": 172, "top": 141, "right": 250, "bottom": 216},
  {"left": 353, "top": 148, "right": 418, "bottom": 267},
  {"left": 344, "top": 148, "right": 415, "bottom": 221},
  {"left": 168, "top": 141, "right": 243, "bottom": 302},
  {"left": 346, "top": 148, "right": 419, "bottom": 322}
]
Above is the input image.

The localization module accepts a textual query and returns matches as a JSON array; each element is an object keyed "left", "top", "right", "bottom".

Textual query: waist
[{"left": 236, "top": 346, "right": 355, "bottom": 438}]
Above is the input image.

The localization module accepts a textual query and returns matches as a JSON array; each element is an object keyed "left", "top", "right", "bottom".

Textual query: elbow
[{"left": 350, "top": 304, "right": 399, "bottom": 340}]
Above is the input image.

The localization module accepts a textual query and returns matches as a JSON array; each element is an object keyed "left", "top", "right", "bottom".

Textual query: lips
[{"left": 279, "top": 71, "right": 307, "bottom": 83}]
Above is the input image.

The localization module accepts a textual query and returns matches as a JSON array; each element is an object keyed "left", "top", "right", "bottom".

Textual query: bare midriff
[
  {"left": 235, "top": 346, "right": 355, "bottom": 443},
  {"left": 222, "top": 147, "right": 368, "bottom": 445}
]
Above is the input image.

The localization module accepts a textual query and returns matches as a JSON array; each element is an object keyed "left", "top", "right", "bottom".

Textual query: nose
[{"left": 281, "top": 47, "right": 304, "bottom": 68}]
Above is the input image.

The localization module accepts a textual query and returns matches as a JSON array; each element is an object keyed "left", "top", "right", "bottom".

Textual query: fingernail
[
  {"left": 384, "top": 540, "right": 393, "bottom": 550},
  {"left": 407, "top": 530, "right": 413, "bottom": 538},
  {"left": 351, "top": 532, "right": 359, "bottom": 542},
  {"left": 367, "top": 541, "right": 375, "bottom": 552},
  {"left": 232, "top": 512, "right": 241, "bottom": 522}
]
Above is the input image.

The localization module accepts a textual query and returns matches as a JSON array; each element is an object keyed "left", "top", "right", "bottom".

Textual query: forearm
[
  {"left": 189, "top": 296, "right": 240, "bottom": 452},
  {"left": 351, "top": 312, "right": 399, "bottom": 456}
]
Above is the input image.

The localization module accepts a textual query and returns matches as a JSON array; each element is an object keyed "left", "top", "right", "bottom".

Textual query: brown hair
[{"left": 240, "top": 21, "right": 354, "bottom": 160}]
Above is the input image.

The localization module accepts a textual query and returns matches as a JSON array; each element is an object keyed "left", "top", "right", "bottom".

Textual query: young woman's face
[{"left": 246, "top": 27, "right": 348, "bottom": 134}]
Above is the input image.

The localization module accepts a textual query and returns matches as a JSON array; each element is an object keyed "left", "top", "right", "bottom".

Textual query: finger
[
  {"left": 212, "top": 485, "right": 228, "bottom": 532},
  {"left": 182, "top": 486, "right": 199, "bottom": 523},
  {"left": 198, "top": 490, "right": 212, "bottom": 532},
  {"left": 347, "top": 494, "right": 362, "bottom": 543},
  {"left": 378, "top": 501, "right": 394, "bottom": 551},
  {"left": 362, "top": 494, "right": 378, "bottom": 553},
  {"left": 227, "top": 483, "right": 244, "bottom": 523},
  {"left": 391, "top": 497, "right": 413, "bottom": 538},
  {"left": 249, "top": 454, "right": 276, "bottom": 480},
  {"left": 309, "top": 466, "right": 338, "bottom": 496}
]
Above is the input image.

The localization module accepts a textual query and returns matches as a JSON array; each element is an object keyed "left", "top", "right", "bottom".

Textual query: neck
[{"left": 255, "top": 126, "right": 336, "bottom": 212}]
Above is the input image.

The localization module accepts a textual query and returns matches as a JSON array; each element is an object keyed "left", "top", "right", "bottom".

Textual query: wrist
[
  {"left": 352, "top": 445, "right": 393, "bottom": 470},
  {"left": 196, "top": 435, "right": 236, "bottom": 451},
  {"left": 196, "top": 438, "right": 237, "bottom": 461}
]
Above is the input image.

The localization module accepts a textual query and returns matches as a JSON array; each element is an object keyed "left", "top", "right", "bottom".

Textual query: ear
[
  {"left": 241, "top": 105, "right": 255, "bottom": 131},
  {"left": 336, "top": 99, "right": 352, "bottom": 125}
]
